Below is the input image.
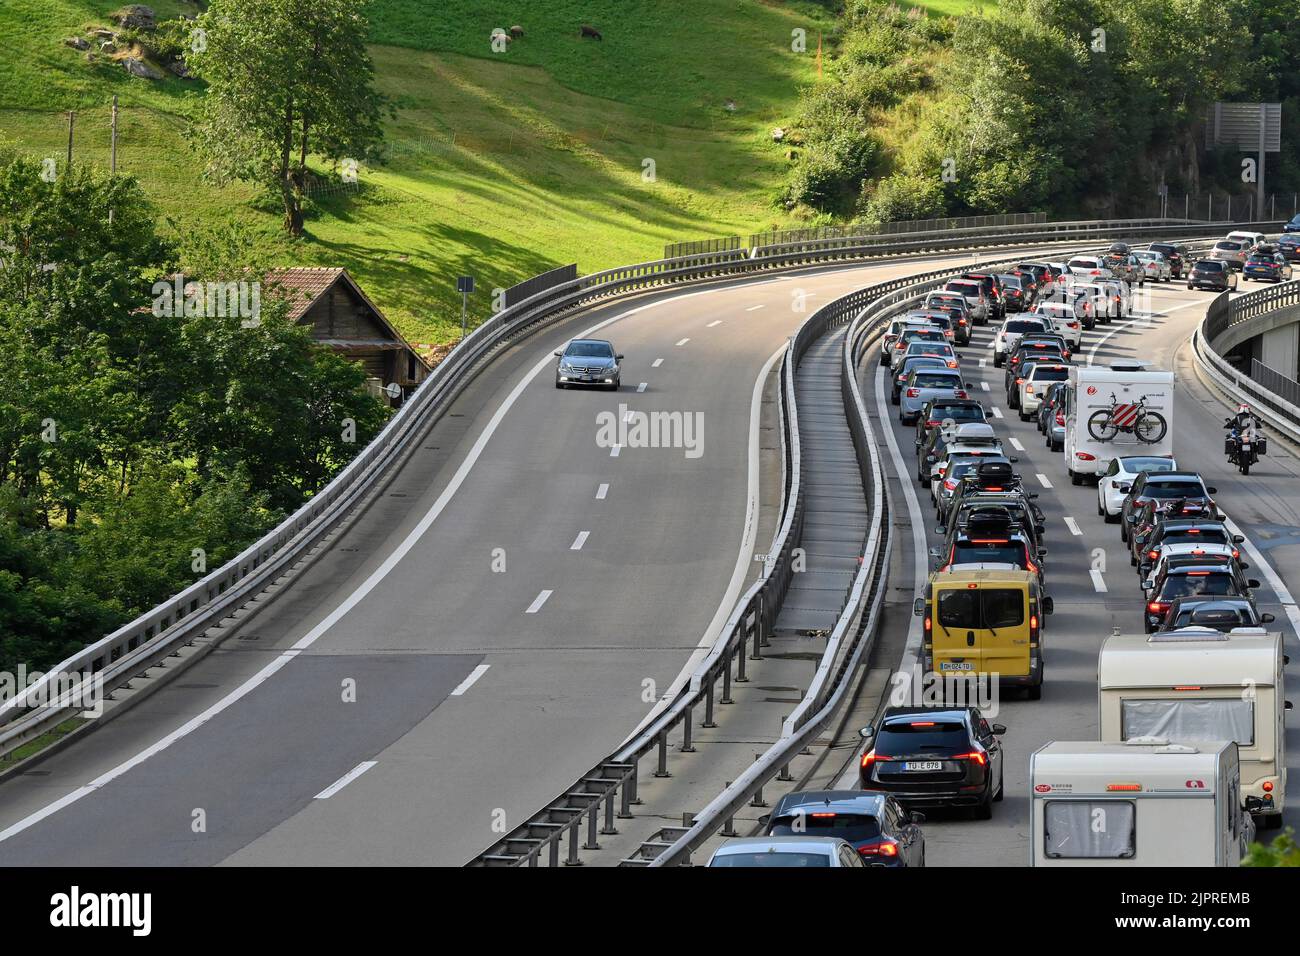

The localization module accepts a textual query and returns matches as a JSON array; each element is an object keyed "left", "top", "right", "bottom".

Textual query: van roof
[
  {"left": 1032, "top": 740, "right": 1231, "bottom": 794},
  {"left": 931, "top": 568, "right": 1033, "bottom": 584},
  {"left": 1098, "top": 631, "right": 1280, "bottom": 689}
]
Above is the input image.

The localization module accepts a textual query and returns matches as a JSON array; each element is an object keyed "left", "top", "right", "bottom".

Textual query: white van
[
  {"left": 1029, "top": 740, "right": 1255, "bottom": 866},
  {"left": 1098, "top": 626, "right": 1290, "bottom": 828},
  {"left": 1063, "top": 361, "right": 1174, "bottom": 484}
]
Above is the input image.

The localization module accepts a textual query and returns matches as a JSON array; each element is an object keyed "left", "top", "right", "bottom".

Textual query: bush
[
  {"left": 857, "top": 173, "right": 947, "bottom": 223},
  {"left": 1243, "top": 829, "right": 1300, "bottom": 867}
]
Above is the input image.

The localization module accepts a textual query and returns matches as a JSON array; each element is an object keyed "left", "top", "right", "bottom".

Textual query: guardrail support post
[
  {"left": 778, "top": 763, "right": 794, "bottom": 782},
  {"left": 702, "top": 675, "right": 717, "bottom": 727},
  {"left": 721, "top": 786, "right": 739, "bottom": 838},
  {"left": 564, "top": 822, "right": 583, "bottom": 866},
  {"left": 602, "top": 790, "right": 619, "bottom": 834},
  {"left": 548, "top": 836, "right": 559, "bottom": 867},
  {"left": 584, "top": 803, "right": 600, "bottom": 850},
  {"left": 736, "top": 637, "right": 750, "bottom": 682},
  {"left": 680, "top": 705, "right": 695, "bottom": 753},
  {"left": 721, "top": 647, "right": 735, "bottom": 703},
  {"left": 655, "top": 732, "right": 672, "bottom": 777}
]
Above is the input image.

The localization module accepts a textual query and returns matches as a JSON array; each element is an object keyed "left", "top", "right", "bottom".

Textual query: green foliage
[
  {"left": 857, "top": 172, "right": 946, "bottom": 222},
  {"left": 0, "top": 153, "right": 389, "bottom": 673},
  {"left": 1243, "top": 829, "right": 1300, "bottom": 867},
  {"left": 189, "top": 0, "right": 390, "bottom": 235}
]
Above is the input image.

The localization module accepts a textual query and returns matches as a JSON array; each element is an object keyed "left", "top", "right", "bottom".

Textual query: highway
[
  {"left": 851, "top": 276, "right": 1300, "bottom": 865},
  {"left": 0, "top": 248, "right": 1073, "bottom": 866},
  {"left": 2, "top": 245, "right": 1292, "bottom": 868}
]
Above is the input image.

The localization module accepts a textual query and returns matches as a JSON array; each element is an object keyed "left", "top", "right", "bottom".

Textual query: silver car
[
  {"left": 900, "top": 367, "right": 968, "bottom": 426},
  {"left": 1210, "top": 239, "right": 1247, "bottom": 271},
  {"left": 555, "top": 338, "right": 622, "bottom": 389},
  {"left": 935, "top": 454, "right": 1013, "bottom": 521},
  {"left": 1132, "top": 250, "right": 1171, "bottom": 282},
  {"left": 706, "top": 836, "right": 865, "bottom": 867}
]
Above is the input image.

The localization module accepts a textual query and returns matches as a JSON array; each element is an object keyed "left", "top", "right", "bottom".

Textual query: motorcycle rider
[{"left": 1224, "top": 403, "right": 1262, "bottom": 464}]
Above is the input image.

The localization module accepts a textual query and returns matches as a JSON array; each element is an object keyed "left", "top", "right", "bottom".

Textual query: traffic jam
[{"left": 708, "top": 236, "right": 1293, "bottom": 868}]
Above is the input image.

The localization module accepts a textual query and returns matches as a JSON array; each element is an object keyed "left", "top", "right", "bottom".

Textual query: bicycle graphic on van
[{"left": 1086, "top": 392, "right": 1168, "bottom": 443}]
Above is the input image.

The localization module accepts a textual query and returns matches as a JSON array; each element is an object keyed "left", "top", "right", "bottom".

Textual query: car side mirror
[
  {"left": 1037, "top": 548, "right": 1048, "bottom": 557},
  {"left": 1036, "top": 524, "right": 1046, "bottom": 535},
  {"left": 616, "top": 353, "right": 625, "bottom": 360},
  {"left": 1141, "top": 579, "right": 1154, "bottom": 591},
  {"left": 1233, "top": 535, "right": 1245, "bottom": 544},
  {"left": 1245, "top": 796, "right": 1264, "bottom": 812},
  {"left": 1042, "top": 596, "right": 1054, "bottom": 615},
  {"left": 1127, "top": 514, "right": 1139, "bottom": 523},
  {"left": 926, "top": 454, "right": 936, "bottom": 462},
  {"left": 1248, "top": 579, "right": 1261, "bottom": 589},
  {"left": 928, "top": 548, "right": 941, "bottom": 558},
  {"left": 1117, "top": 483, "right": 1131, "bottom": 493},
  {"left": 913, "top": 598, "right": 925, "bottom": 616},
  {"left": 1240, "top": 562, "right": 1250, "bottom": 570},
  {"left": 1207, "top": 486, "right": 1218, "bottom": 495},
  {"left": 859, "top": 725, "right": 875, "bottom": 739},
  {"left": 1028, "top": 493, "right": 1040, "bottom": 500},
  {"left": 1262, "top": 613, "right": 1276, "bottom": 624},
  {"left": 757, "top": 813, "right": 771, "bottom": 827},
  {"left": 909, "top": 811, "right": 926, "bottom": 825},
  {"left": 1286, "top": 701, "right": 1294, "bottom": 712},
  {"left": 1010, "top": 456, "right": 1020, "bottom": 463},
  {"left": 553, "top": 351, "right": 563, "bottom": 357},
  {"left": 991, "top": 723, "right": 1007, "bottom": 735}
]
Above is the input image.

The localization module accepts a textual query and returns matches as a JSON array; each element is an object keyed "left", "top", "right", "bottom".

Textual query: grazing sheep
[
  {"left": 580, "top": 24, "right": 602, "bottom": 40},
  {"left": 509, "top": 25, "right": 524, "bottom": 38}
]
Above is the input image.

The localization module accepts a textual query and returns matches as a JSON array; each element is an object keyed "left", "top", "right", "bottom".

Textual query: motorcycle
[{"left": 1224, "top": 418, "right": 1267, "bottom": 474}]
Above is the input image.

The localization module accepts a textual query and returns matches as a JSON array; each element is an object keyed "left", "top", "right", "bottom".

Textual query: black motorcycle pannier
[
  {"left": 1257, "top": 435, "right": 1268, "bottom": 456},
  {"left": 1224, "top": 436, "right": 1235, "bottom": 455}
]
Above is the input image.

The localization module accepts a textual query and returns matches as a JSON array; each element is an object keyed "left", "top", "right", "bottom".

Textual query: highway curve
[
  {"left": 0, "top": 248, "right": 1079, "bottom": 867},
  {"left": 857, "top": 277, "right": 1300, "bottom": 865}
]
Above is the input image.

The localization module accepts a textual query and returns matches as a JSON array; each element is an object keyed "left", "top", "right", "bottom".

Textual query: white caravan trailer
[
  {"left": 1029, "top": 740, "right": 1254, "bottom": 866},
  {"left": 1063, "top": 361, "right": 1174, "bottom": 484},
  {"left": 1098, "top": 627, "right": 1290, "bottom": 827}
]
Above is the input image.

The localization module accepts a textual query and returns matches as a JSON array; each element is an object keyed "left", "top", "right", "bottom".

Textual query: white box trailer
[
  {"left": 1029, "top": 740, "right": 1254, "bottom": 866},
  {"left": 1063, "top": 361, "right": 1174, "bottom": 483},
  {"left": 1098, "top": 627, "right": 1290, "bottom": 827}
]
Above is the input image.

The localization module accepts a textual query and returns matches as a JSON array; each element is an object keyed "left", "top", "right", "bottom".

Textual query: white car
[
  {"left": 1096, "top": 454, "right": 1179, "bottom": 521},
  {"left": 707, "top": 837, "right": 865, "bottom": 868},
  {"left": 992, "top": 316, "right": 1051, "bottom": 366},
  {"left": 1066, "top": 256, "right": 1115, "bottom": 280},
  {"left": 1016, "top": 362, "right": 1071, "bottom": 420},
  {"left": 1030, "top": 302, "right": 1083, "bottom": 349},
  {"left": 1132, "top": 250, "right": 1171, "bottom": 282},
  {"left": 1143, "top": 541, "right": 1241, "bottom": 589},
  {"left": 1065, "top": 281, "right": 1111, "bottom": 325},
  {"left": 931, "top": 443, "right": 1006, "bottom": 501},
  {"left": 942, "top": 278, "right": 991, "bottom": 325},
  {"left": 1099, "top": 277, "right": 1132, "bottom": 318}
]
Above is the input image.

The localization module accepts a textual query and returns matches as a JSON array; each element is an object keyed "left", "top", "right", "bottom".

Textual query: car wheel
[
  {"left": 1070, "top": 470, "right": 1082, "bottom": 486},
  {"left": 1120, "top": 519, "right": 1129, "bottom": 544},
  {"left": 994, "top": 765, "right": 1006, "bottom": 800},
  {"left": 974, "top": 790, "right": 994, "bottom": 820},
  {"left": 891, "top": 392, "right": 899, "bottom": 406},
  {"left": 555, "top": 381, "right": 564, "bottom": 389},
  {"left": 1026, "top": 680, "right": 1042, "bottom": 701},
  {"left": 1097, "top": 497, "right": 1105, "bottom": 517}
]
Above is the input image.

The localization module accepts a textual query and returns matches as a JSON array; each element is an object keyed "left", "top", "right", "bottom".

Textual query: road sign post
[{"left": 457, "top": 275, "right": 475, "bottom": 341}]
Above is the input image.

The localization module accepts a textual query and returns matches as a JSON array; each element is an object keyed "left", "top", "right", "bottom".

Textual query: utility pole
[
  {"left": 65, "top": 111, "right": 75, "bottom": 169},
  {"left": 109, "top": 96, "right": 118, "bottom": 224},
  {"left": 110, "top": 95, "right": 118, "bottom": 173}
]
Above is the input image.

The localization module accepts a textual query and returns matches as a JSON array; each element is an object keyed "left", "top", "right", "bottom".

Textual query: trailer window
[
  {"left": 1044, "top": 801, "right": 1135, "bottom": 859},
  {"left": 1121, "top": 699, "right": 1255, "bottom": 746}
]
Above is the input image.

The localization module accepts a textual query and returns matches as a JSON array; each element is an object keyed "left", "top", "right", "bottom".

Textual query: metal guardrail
[
  {"left": 2, "top": 218, "right": 1274, "bottom": 770},
  {"left": 1250, "top": 359, "right": 1300, "bottom": 409},
  {"left": 749, "top": 212, "right": 1048, "bottom": 247},
  {"left": 1195, "top": 280, "right": 1300, "bottom": 446}
]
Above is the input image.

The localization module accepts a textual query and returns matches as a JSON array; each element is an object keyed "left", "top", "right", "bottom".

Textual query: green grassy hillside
[{"left": 0, "top": 0, "right": 836, "bottom": 345}]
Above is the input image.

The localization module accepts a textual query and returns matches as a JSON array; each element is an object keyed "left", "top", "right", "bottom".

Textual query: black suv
[
  {"left": 1119, "top": 471, "right": 1218, "bottom": 544},
  {"left": 933, "top": 509, "right": 1046, "bottom": 585},
  {"left": 860, "top": 707, "right": 1006, "bottom": 819},
  {"left": 1187, "top": 259, "right": 1238, "bottom": 292},
  {"left": 1136, "top": 518, "right": 1242, "bottom": 579},
  {"left": 764, "top": 790, "right": 925, "bottom": 867},
  {"left": 1143, "top": 564, "right": 1260, "bottom": 633}
]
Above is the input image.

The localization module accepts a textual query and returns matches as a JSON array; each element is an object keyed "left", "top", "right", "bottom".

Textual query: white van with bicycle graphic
[{"left": 1063, "top": 361, "right": 1175, "bottom": 484}]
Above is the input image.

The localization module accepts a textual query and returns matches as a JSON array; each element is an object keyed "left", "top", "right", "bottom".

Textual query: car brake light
[
  {"left": 944, "top": 478, "right": 957, "bottom": 491},
  {"left": 906, "top": 388, "right": 920, "bottom": 398},
  {"left": 1077, "top": 452, "right": 1096, "bottom": 461},
  {"left": 953, "top": 751, "right": 987, "bottom": 766},
  {"left": 1025, "top": 384, "right": 1034, "bottom": 394},
  {"left": 859, "top": 840, "right": 899, "bottom": 857},
  {"left": 954, "top": 390, "right": 968, "bottom": 399},
  {"left": 1148, "top": 601, "right": 1168, "bottom": 613},
  {"left": 1055, "top": 411, "right": 1065, "bottom": 426},
  {"left": 860, "top": 750, "right": 883, "bottom": 770},
  {"left": 947, "top": 360, "right": 958, "bottom": 369}
]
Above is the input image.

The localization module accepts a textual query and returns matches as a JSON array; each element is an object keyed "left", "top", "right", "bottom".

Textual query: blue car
[{"left": 1283, "top": 213, "right": 1300, "bottom": 234}]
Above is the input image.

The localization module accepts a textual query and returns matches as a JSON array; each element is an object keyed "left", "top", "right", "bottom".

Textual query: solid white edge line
[
  {"left": 450, "top": 664, "right": 491, "bottom": 698},
  {"left": 315, "top": 760, "right": 378, "bottom": 799},
  {"left": 621, "top": 342, "right": 788, "bottom": 742},
  {"left": 1224, "top": 517, "right": 1300, "bottom": 636}
]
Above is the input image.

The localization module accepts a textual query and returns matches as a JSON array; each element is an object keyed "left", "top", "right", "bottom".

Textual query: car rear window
[
  {"left": 1195, "top": 260, "right": 1225, "bottom": 271},
  {"left": 1162, "top": 528, "right": 1230, "bottom": 546},
  {"left": 1145, "top": 478, "right": 1205, "bottom": 498},
  {"left": 945, "top": 281, "right": 980, "bottom": 295},
  {"left": 769, "top": 813, "right": 881, "bottom": 842},
  {"left": 912, "top": 373, "right": 959, "bottom": 389},
  {"left": 1158, "top": 573, "right": 1238, "bottom": 599},
  {"left": 876, "top": 720, "right": 968, "bottom": 754},
  {"left": 1216, "top": 241, "right": 1242, "bottom": 250},
  {"left": 950, "top": 541, "right": 1028, "bottom": 568},
  {"left": 1029, "top": 367, "right": 1069, "bottom": 381},
  {"left": 1176, "top": 607, "right": 1249, "bottom": 628},
  {"left": 1007, "top": 320, "right": 1047, "bottom": 334},
  {"left": 930, "top": 405, "right": 983, "bottom": 422},
  {"left": 710, "top": 851, "right": 831, "bottom": 868}
]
